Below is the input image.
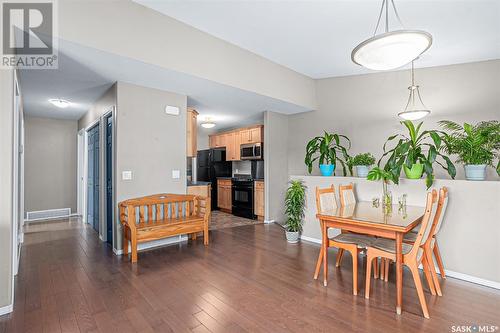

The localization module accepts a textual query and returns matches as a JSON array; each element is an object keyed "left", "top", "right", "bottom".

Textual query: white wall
[
  {"left": 288, "top": 60, "right": 500, "bottom": 180},
  {"left": 0, "top": 68, "right": 14, "bottom": 311},
  {"left": 24, "top": 116, "right": 78, "bottom": 213},
  {"left": 292, "top": 175, "right": 500, "bottom": 286},
  {"left": 115, "top": 82, "right": 187, "bottom": 249},
  {"left": 59, "top": 0, "right": 316, "bottom": 110}
]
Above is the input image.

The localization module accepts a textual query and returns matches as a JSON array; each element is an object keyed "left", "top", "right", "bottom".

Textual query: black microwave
[{"left": 240, "top": 143, "right": 263, "bottom": 160}]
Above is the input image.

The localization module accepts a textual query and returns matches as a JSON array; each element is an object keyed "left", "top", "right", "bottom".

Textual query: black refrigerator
[{"left": 197, "top": 149, "right": 232, "bottom": 210}]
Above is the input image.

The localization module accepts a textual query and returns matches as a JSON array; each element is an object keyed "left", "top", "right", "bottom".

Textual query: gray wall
[
  {"left": 115, "top": 82, "right": 187, "bottom": 249},
  {"left": 293, "top": 175, "right": 500, "bottom": 284},
  {"left": 288, "top": 60, "right": 500, "bottom": 180},
  {"left": 0, "top": 67, "right": 14, "bottom": 309},
  {"left": 264, "top": 111, "right": 289, "bottom": 224},
  {"left": 78, "top": 83, "right": 117, "bottom": 130},
  {"left": 24, "top": 117, "right": 78, "bottom": 213}
]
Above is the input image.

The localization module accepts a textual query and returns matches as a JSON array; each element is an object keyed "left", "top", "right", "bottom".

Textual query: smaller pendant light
[
  {"left": 398, "top": 61, "right": 431, "bottom": 121},
  {"left": 201, "top": 117, "right": 216, "bottom": 129}
]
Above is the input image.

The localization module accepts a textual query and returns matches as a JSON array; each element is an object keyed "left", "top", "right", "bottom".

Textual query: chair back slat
[
  {"left": 316, "top": 185, "right": 337, "bottom": 213},
  {"left": 339, "top": 183, "right": 356, "bottom": 206},
  {"left": 409, "top": 190, "right": 438, "bottom": 257},
  {"left": 434, "top": 187, "right": 449, "bottom": 236}
]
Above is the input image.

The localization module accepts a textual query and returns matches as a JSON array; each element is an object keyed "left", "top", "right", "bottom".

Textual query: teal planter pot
[
  {"left": 403, "top": 163, "right": 424, "bottom": 179},
  {"left": 319, "top": 164, "right": 335, "bottom": 176},
  {"left": 464, "top": 164, "right": 486, "bottom": 181}
]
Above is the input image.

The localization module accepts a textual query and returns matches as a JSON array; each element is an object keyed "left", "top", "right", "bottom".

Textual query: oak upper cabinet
[
  {"left": 209, "top": 133, "right": 226, "bottom": 148},
  {"left": 217, "top": 179, "right": 232, "bottom": 212},
  {"left": 240, "top": 125, "right": 263, "bottom": 144},
  {"left": 226, "top": 132, "right": 241, "bottom": 161},
  {"left": 186, "top": 108, "right": 198, "bottom": 157},
  {"left": 254, "top": 180, "right": 264, "bottom": 220}
]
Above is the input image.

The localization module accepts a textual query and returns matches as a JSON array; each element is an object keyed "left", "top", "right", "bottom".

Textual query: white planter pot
[
  {"left": 464, "top": 164, "right": 487, "bottom": 181},
  {"left": 285, "top": 231, "right": 300, "bottom": 243},
  {"left": 355, "top": 165, "right": 370, "bottom": 178}
]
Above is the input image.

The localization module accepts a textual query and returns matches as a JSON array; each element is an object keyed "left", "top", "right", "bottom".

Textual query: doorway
[
  {"left": 104, "top": 113, "right": 113, "bottom": 244},
  {"left": 87, "top": 123, "right": 100, "bottom": 232}
]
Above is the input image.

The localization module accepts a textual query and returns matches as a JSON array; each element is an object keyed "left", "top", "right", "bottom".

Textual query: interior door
[
  {"left": 105, "top": 115, "right": 113, "bottom": 244},
  {"left": 87, "top": 124, "right": 100, "bottom": 232},
  {"left": 93, "top": 126, "right": 100, "bottom": 232}
]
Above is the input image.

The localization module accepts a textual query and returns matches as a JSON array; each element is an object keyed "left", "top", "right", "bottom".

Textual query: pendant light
[
  {"left": 398, "top": 61, "right": 430, "bottom": 120},
  {"left": 352, "top": 0, "right": 432, "bottom": 71}
]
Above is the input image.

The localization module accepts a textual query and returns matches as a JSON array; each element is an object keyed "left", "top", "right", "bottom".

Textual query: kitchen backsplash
[{"left": 232, "top": 160, "right": 251, "bottom": 176}]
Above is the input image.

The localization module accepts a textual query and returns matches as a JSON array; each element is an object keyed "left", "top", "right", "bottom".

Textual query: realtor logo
[{"left": 1, "top": 0, "right": 58, "bottom": 69}]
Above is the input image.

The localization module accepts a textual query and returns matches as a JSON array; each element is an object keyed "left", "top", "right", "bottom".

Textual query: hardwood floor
[{"left": 1, "top": 217, "right": 499, "bottom": 332}]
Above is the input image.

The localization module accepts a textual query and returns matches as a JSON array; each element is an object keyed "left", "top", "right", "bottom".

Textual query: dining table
[{"left": 316, "top": 201, "right": 425, "bottom": 315}]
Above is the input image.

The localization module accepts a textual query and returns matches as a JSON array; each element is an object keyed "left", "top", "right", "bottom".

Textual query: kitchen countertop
[
  {"left": 217, "top": 177, "right": 232, "bottom": 179},
  {"left": 187, "top": 181, "right": 211, "bottom": 186}
]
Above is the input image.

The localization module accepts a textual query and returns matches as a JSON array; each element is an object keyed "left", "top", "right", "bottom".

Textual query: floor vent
[{"left": 26, "top": 208, "right": 71, "bottom": 222}]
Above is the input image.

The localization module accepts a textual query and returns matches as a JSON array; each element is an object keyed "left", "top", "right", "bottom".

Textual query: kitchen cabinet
[
  {"left": 217, "top": 179, "right": 232, "bottom": 212},
  {"left": 226, "top": 132, "right": 241, "bottom": 161},
  {"left": 186, "top": 108, "right": 198, "bottom": 157},
  {"left": 209, "top": 125, "right": 263, "bottom": 160},
  {"left": 254, "top": 180, "right": 264, "bottom": 220},
  {"left": 187, "top": 184, "right": 211, "bottom": 199}
]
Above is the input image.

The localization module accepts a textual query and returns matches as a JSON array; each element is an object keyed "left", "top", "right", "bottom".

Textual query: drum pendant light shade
[{"left": 352, "top": 0, "right": 432, "bottom": 71}]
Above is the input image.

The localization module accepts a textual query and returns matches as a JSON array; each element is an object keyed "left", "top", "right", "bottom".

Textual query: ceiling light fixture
[
  {"left": 351, "top": 0, "right": 432, "bottom": 71},
  {"left": 49, "top": 98, "right": 71, "bottom": 108},
  {"left": 201, "top": 117, "right": 216, "bottom": 129},
  {"left": 398, "top": 61, "right": 430, "bottom": 121}
]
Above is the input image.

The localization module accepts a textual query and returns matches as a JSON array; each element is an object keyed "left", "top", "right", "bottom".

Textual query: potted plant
[
  {"left": 305, "top": 131, "right": 351, "bottom": 176},
  {"left": 284, "top": 180, "right": 307, "bottom": 243},
  {"left": 367, "top": 167, "right": 397, "bottom": 209},
  {"left": 380, "top": 120, "right": 456, "bottom": 188},
  {"left": 439, "top": 120, "right": 500, "bottom": 181},
  {"left": 352, "top": 153, "right": 376, "bottom": 178}
]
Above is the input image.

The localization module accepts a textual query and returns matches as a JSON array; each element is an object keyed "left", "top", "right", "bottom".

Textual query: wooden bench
[{"left": 119, "top": 193, "right": 211, "bottom": 263}]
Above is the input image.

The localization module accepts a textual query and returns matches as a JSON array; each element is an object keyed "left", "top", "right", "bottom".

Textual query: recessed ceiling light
[
  {"left": 201, "top": 117, "right": 216, "bottom": 128},
  {"left": 49, "top": 98, "right": 71, "bottom": 108}
]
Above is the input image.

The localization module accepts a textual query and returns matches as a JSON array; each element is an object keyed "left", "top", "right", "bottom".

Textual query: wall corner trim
[{"left": 0, "top": 304, "right": 13, "bottom": 316}]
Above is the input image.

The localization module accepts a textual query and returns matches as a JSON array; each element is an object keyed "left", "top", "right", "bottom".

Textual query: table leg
[
  {"left": 323, "top": 222, "right": 328, "bottom": 287},
  {"left": 396, "top": 232, "right": 403, "bottom": 315}
]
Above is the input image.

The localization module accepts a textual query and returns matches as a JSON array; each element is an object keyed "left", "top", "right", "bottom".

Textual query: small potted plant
[
  {"left": 380, "top": 120, "right": 456, "bottom": 188},
  {"left": 352, "top": 153, "right": 376, "bottom": 178},
  {"left": 305, "top": 131, "right": 351, "bottom": 176},
  {"left": 284, "top": 180, "right": 307, "bottom": 243},
  {"left": 439, "top": 120, "right": 500, "bottom": 181}
]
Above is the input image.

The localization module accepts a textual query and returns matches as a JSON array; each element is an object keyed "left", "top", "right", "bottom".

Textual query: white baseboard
[
  {"left": 113, "top": 235, "right": 188, "bottom": 256},
  {"left": 264, "top": 219, "right": 275, "bottom": 224},
  {"left": 0, "top": 304, "right": 13, "bottom": 316},
  {"left": 299, "top": 235, "right": 500, "bottom": 290}
]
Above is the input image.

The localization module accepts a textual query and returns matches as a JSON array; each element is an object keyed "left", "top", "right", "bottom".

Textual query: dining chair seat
[
  {"left": 372, "top": 238, "right": 415, "bottom": 255},
  {"left": 332, "top": 233, "right": 375, "bottom": 249},
  {"left": 403, "top": 232, "right": 418, "bottom": 242}
]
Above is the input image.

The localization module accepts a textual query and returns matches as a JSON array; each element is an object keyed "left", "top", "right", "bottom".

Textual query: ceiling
[
  {"left": 134, "top": 0, "right": 500, "bottom": 79},
  {"left": 19, "top": 39, "right": 308, "bottom": 126}
]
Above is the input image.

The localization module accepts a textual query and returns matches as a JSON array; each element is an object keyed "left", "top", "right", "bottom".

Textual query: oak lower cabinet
[
  {"left": 217, "top": 179, "right": 232, "bottom": 213},
  {"left": 254, "top": 180, "right": 264, "bottom": 220},
  {"left": 187, "top": 184, "right": 211, "bottom": 199}
]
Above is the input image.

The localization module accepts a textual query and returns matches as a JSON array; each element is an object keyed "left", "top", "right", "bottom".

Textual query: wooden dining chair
[
  {"left": 313, "top": 185, "right": 376, "bottom": 295},
  {"left": 339, "top": 183, "right": 357, "bottom": 206},
  {"left": 401, "top": 187, "right": 449, "bottom": 296},
  {"left": 365, "top": 190, "right": 438, "bottom": 318}
]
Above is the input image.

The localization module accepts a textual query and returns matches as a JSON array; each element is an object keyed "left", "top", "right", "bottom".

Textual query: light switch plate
[
  {"left": 172, "top": 170, "right": 180, "bottom": 179},
  {"left": 122, "top": 171, "right": 132, "bottom": 180}
]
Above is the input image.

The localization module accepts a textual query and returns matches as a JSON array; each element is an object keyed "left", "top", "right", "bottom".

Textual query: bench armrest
[{"left": 195, "top": 196, "right": 211, "bottom": 222}]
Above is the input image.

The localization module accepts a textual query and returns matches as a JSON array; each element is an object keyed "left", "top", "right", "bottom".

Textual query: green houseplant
[
  {"left": 352, "top": 153, "right": 376, "bottom": 178},
  {"left": 284, "top": 180, "right": 307, "bottom": 243},
  {"left": 439, "top": 120, "right": 500, "bottom": 180},
  {"left": 367, "top": 167, "right": 398, "bottom": 209},
  {"left": 305, "top": 131, "right": 351, "bottom": 176},
  {"left": 380, "top": 120, "right": 456, "bottom": 188}
]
